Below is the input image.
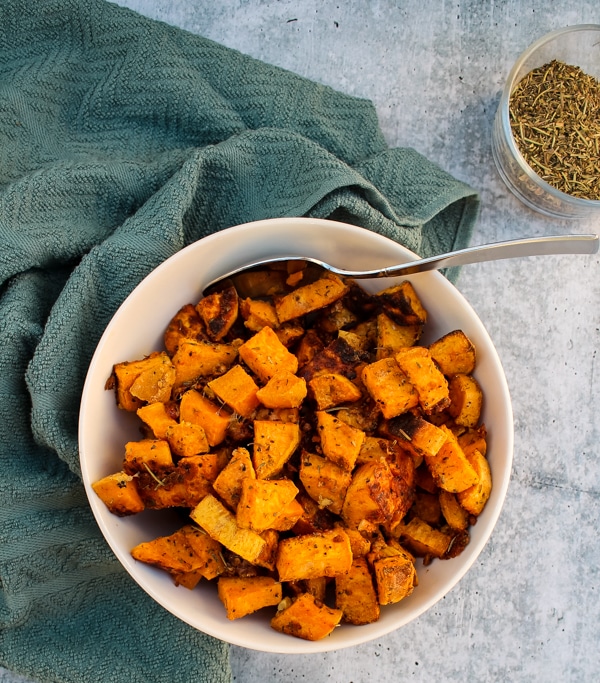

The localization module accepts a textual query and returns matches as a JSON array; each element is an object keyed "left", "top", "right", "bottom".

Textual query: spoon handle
[{"left": 342, "top": 234, "right": 599, "bottom": 278}]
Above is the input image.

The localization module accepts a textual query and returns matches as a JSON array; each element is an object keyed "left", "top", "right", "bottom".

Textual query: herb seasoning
[{"left": 509, "top": 59, "right": 600, "bottom": 200}]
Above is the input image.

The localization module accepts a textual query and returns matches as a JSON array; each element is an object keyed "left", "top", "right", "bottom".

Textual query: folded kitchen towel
[{"left": 0, "top": 0, "right": 479, "bottom": 681}]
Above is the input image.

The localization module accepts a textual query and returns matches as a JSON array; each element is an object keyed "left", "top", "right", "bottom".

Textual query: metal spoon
[{"left": 203, "top": 233, "right": 598, "bottom": 294}]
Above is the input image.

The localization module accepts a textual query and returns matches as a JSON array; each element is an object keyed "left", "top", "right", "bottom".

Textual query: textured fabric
[{"left": 0, "top": 1, "right": 479, "bottom": 681}]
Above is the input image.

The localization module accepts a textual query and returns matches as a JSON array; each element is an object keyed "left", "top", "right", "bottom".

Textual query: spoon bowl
[{"left": 203, "top": 233, "right": 598, "bottom": 294}]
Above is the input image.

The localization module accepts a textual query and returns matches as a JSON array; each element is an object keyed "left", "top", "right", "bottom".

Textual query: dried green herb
[{"left": 509, "top": 59, "right": 600, "bottom": 200}]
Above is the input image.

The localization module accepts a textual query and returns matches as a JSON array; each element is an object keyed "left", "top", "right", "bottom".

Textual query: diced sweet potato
[
  {"left": 252, "top": 419, "right": 301, "bottom": 479},
  {"left": 136, "top": 402, "right": 178, "bottom": 439},
  {"left": 276, "top": 528, "right": 353, "bottom": 582},
  {"left": 456, "top": 448, "right": 492, "bottom": 516},
  {"left": 439, "top": 490, "right": 470, "bottom": 530},
  {"left": 255, "top": 528, "right": 280, "bottom": 571},
  {"left": 412, "top": 491, "right": 442, "bottom": 526},
  {"left": 268, "top": 498, "right": 305, "bottom": 532},
  {"left": 163, "top": 303, "right": 206, "bottom": 356},
  {"left": 165, "top": 421, "right": 209, "bottom": 457},
  {"left": 238, "top": 325, "right": 298, "bottom": 383},
  {"left": 299, "top": 451, "right": 352, "bottom": 515},
  {"left": 458, "top": 424, "right": 488, "bottom": 458},
  {"left": 239, "top": 297, "right": 280, "bottom": 332},
  {"left": 270, "top": 592, "right": 343, "bottom": 641},
  {"left": 335, "top": 557, "right": 380, "bottom": 624},
  {"left": 190, "top": 494, "right": 267, "bottom": 564},
  {"left": 92, "top": 471, "right": 145, "bottom": 516},
  {"left": 131, "top": 528, "right": 198, "bottom": 574},
  {"left": 396, "top": 516, "right": 452, "bottom": 558},
  {"left": 298, "top": 335, "right": 367, "bottom": 383},
  {"left": 368, "top": 540, "right": 417, "bottom": 605},
  {"left": 236, "top": 478, "right": 299, "bottom": 532},
  {"left": 429, "top": 329, "right": 476, "bottom": 376},
  {"left": 274, "top": 273, "right": 349, "bottom": 323},
  {"left": 361, "top": 358, "right": 419, "bottom": 419},
  {"left": 231, "top": 269, "right": 288, "bottom": 298},
  {"left": 218, "top": 576, "right": 282, "bottom": 620},
  {"left": 172, "top": 339, "right": 238, "bottom": 387},
  {"left": 424, "top": 425, "right": 479, "bottom": 493},
  {"left": 295, "top": 329, "right": 324, "bottom": 368},
  {"left": 395, "top": 346, "right": 450, "bottom": 414},
  {"left": 123, "top": 438, "right": 173, "bottom": 476},
  {"left": 208, "top": 364, "right": 260, "bottom": 417},
  {"left": 316, "top": 410, "right": 365, "bottom": 471},
  {"left": 448, "top": 374, "right": 483, "bottom": 427},
  {"left": 137, "top": 454, "right": 218, "bottom": 509},
  {"left": 274, "top": 320, "right": 305, "bottom": 348},
  {"left": 376, "top": 312, "right": 422, "bottom": 359},
  {"left": 196, "top": 286, "right": 238, "bottom": 341},
  {"left": 308, "top": 372, "right": 362, "bottom": 410},
  {"left": 382, "top": 412, "right": 448, "bottom": 462},
  {"left": 255, "top": 371, "right": 307, "bottom": 409},
  {"left": 212, "top": 447, "right": 255, "bottom": 510},
  {"left": 375, "top": 280, "right": 428, "bottom": 326},
  {"left": 317, "top": 298, "right": 358, "bottom": 333},
  {"left": 179, "top": 389, "right": 231, "bottom": 447},
  {"left": 340, "top": 459, "right": 397, "bottom": 529},
  {"left": 111, "top": 352, "right": 176, "bottom": 411}
]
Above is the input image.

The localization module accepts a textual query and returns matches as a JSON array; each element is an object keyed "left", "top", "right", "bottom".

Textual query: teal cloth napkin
[{"left": 0, "top": 1, "right": 479, "bottom": 681}]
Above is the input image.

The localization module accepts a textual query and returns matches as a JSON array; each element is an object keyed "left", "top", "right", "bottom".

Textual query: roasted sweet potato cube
[
  {"left": 165, "top": 421, "right": 209, "bottom": 457},
  {"left": 317, "top": 298, "right": 358, "bottom": 333},
  {"left": 382, "top": 412, "right": 448, "bottom": 462},
  {"left": 252, "top": 419, "right": 301, "bottom": 479},
  {"left": 255, "top": 370, "right": 307, "bottom": 409},
  {"left": 340, "top": 459, "right": 397, "bottom": 529},
  {"left": 376, "top": 313, "right": 422, "bottom": 359},
  {"left": 271, "top": 593, "right": 343, "bottom": 641},
  {"left": 267, "top": 498, "right": 305, "bottom": 532},
  {"left": 299, "top": 451, "right": 352, "bottom": 515},
  {"left": 190, "top": 494, "right": 267, "bottom": 564},
  {"left": 138, "top": 454, "right": 218, "bottom": 509},
  {"left": 337, "top": 524, "right": 372, "bottom": 557},
  {"left": 458, "top": 424, "right": 488, "bottom": 458},
  {"left": 375, "top": 280, "right": 427, "bottom": 326},
  {"left": 179, "top": 389, "right": 232, "bottom": 447},
  {"left": 316, "top": 410, "right": 365, "bottom": 471},
  {"left": 395, "top": 346, "right": 450, "bottom": 414},
  {"left": 424, "top": 425, "right": 479, "bottom": 493},
  {"left": 212, "top": 447, "right": 255, "bottom": 510},
  {"left": 123, "top": 438, "right": 173, "bottom": 476},
  {"left": 429, "top": 329, "right": 476, "bottom": 376},
  {"left": 208, "top": 364, "right": 260, "bottom": 418},
  {"left": 274, "top": 273, "right": 349, "bottom": 323},
  {"left": 456, "top": 448, "right": 492, "bottom": 516},
  {"left": 239, "top": 297, "right": 280, "bottom": 332},
  {"left": 295, "top": 329, "right": 325, "bottom": 368},
  {"left": 236, "top": 478, "right": 299, "bottom": 532},
  {"left": 111, "top": 352, "right": 176, "bottom": 411},
  {"left": 357, "top": 436, "right": 393, "bottom": 465},
  {"left": 299, "top": 334, "right": 367, "bottom": 383},
  {"left": 308, "top": 372, "right": 362, "bottom": 410},
  {"left": 131, "top": 529, "right": 197, "bottom": 574},
  {"left": 368, "top": 540, "right": 417, "bottom": 605},
  {"left": 238, "top": 325, "right": 298, "bottom": 383},
  {"left": 178, "top": 524, "right": 226, "bottom": 580},
  {"left": 136, "top": 402, "right": 178, "bottom": 439},
  {"left": 396, "top": 516, "right": 452, "bottom": 558},
  {"left": 255, "top": 529, "right": 280, "bottom": 571},
  {"left": 274, "top": 320, "right": 305, "bottom": 348},
  {"left": 439, "top": 490, "right": 470, "bottom": 530},
  {"left": 361, "top": 357, "right": 419, "bottom": 419},
  {"left": 276, "top": 528, "right": 352, "bottom": 582},
  {"left": 335, "top": 557, "right": 380, "bottom": 625},
  {"left": 218, "top": 576, "right": 282, "bottom": 620},
  {"left": 92, "top": 471, "right": 145, "bottom": 516},
  {"left": 172, "top": 339, "right": 238, "bottom": 387},
  {"left": 196, "top": 286, "right": 238, "bottom": 341},
  {"left": 164, "top": 303, "right": 206, "bottom": 356},
  {"left": 448, "top": 374, "right": 483, "bottom": 427}
]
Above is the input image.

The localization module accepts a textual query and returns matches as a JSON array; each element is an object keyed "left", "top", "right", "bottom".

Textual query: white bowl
[{"left": 79, "top": 217, "right": 513, "bottom": 653}]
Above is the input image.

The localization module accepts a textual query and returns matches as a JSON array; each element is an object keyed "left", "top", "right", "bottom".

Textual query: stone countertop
[{"left": 2, "top": 2, "right": 598, "bottom": 682}]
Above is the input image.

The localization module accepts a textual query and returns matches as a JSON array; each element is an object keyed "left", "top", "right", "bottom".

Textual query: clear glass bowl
[{"left": 492, "top": 25, "right": 600, "bottom": 219}]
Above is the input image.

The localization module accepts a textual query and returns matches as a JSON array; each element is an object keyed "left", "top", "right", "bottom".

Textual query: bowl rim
[
  {"left": 498, "top": 23, "right": 600, "bottom": 208},
  {"left": 79, "top": 216, "right": 514, "bottom": 653}
]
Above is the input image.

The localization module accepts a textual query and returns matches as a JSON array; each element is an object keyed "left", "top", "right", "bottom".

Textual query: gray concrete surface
[{"left": 2, "top": 1, "right": 598, "bottom": 682}]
